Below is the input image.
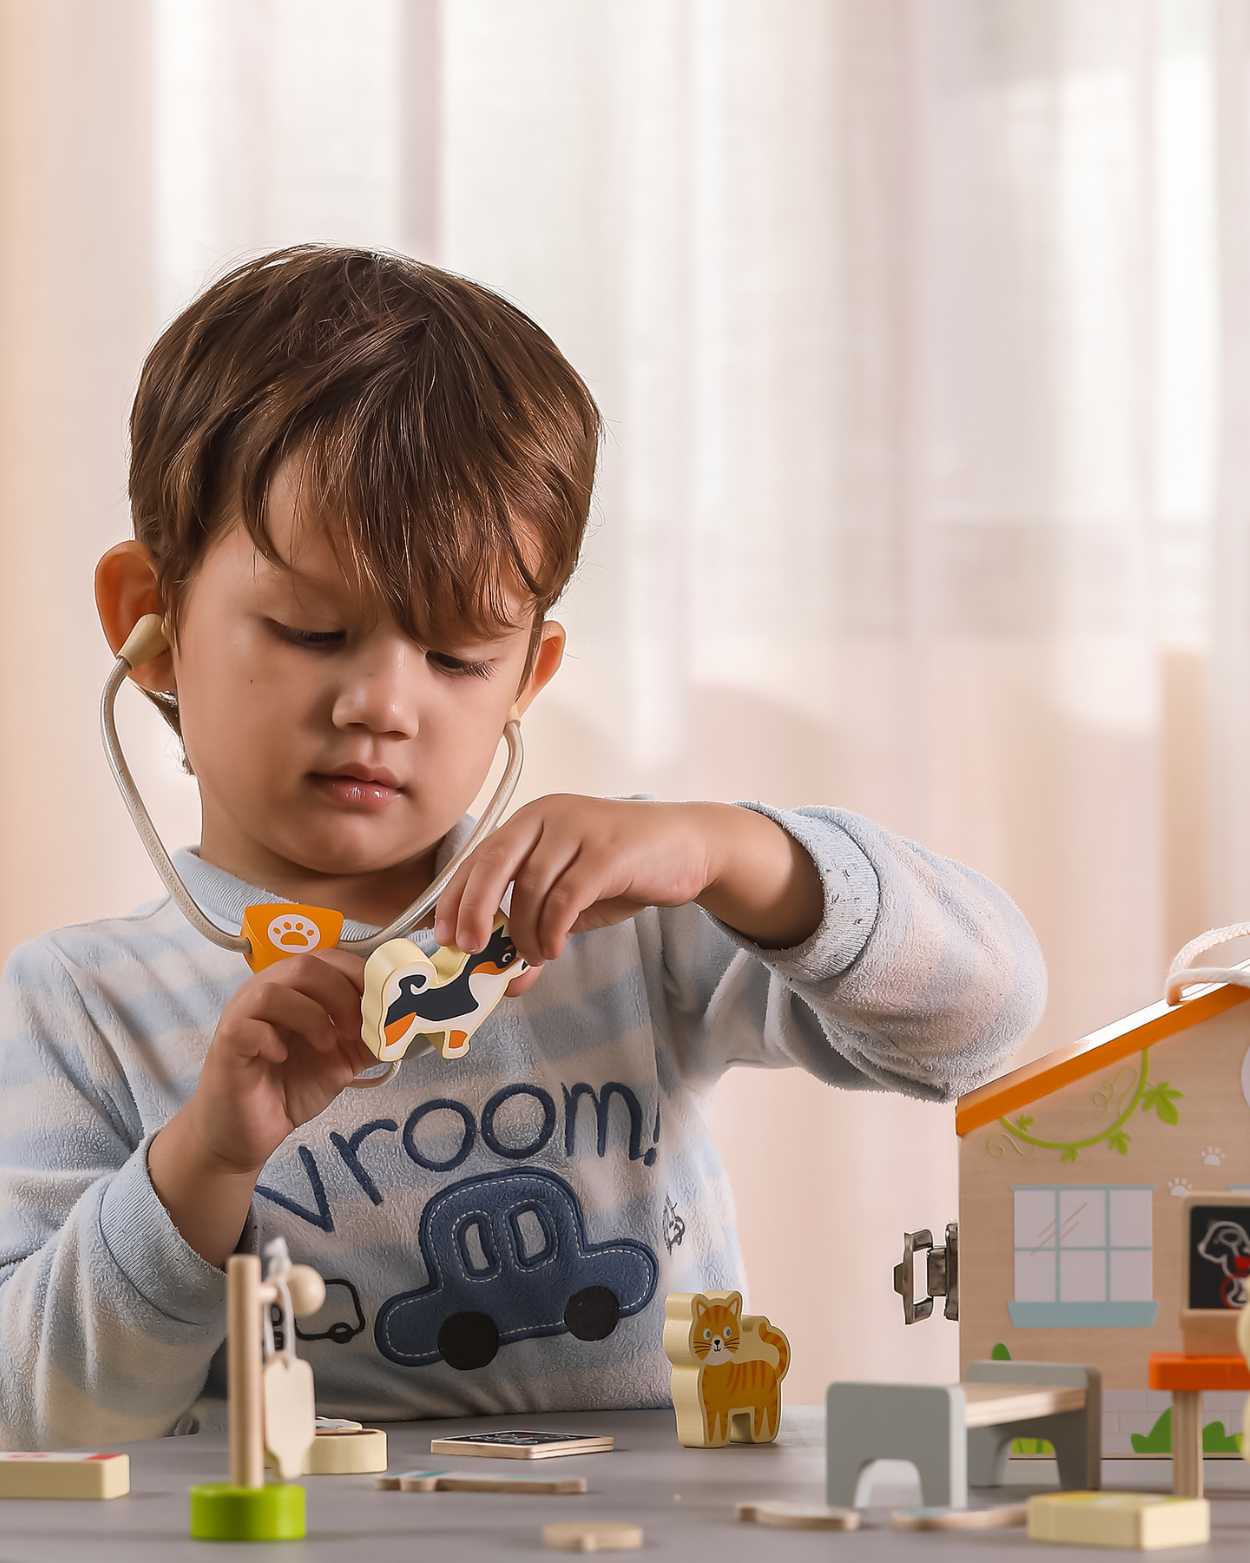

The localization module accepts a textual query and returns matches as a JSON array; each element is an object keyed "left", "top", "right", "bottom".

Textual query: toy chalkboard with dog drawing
[{"left": 1181, "top": 1192, "right": 1250, "bottom": 1354}]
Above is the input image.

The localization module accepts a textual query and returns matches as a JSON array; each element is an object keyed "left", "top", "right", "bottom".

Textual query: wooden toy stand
[{"left": 188, "top": 1250, "right": 325, "bottom": 1542}]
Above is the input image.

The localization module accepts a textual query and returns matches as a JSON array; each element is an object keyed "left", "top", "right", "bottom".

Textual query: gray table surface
[{"left": 3, "top": 1406, "right": 1248, "bottom": 1560}]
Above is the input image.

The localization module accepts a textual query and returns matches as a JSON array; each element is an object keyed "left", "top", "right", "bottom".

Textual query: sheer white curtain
[{"left": 1, "top": 0, "right": 1245, "bottom": 1399}]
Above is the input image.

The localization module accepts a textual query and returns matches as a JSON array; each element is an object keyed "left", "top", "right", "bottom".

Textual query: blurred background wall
[{"left": 2, "top": 0, "right": 1248, "bottom": 1400}]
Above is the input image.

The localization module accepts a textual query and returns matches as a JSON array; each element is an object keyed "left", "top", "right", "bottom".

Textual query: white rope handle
[{"left": 1165, "top": 921, "right": 1250, "bottom": 1006}]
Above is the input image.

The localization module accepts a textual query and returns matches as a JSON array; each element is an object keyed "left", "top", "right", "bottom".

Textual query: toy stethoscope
[{"left": 101, "top": 612, "right": 526, "bottom": 1089}]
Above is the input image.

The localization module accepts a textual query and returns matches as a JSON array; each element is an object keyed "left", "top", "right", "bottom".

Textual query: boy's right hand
[{"left": 185, "top": 949, "right": 376, "bottom": 1176}]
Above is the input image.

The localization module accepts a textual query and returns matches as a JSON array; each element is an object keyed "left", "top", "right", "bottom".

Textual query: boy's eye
[
  {"left": 268, "top": 620, "right": 343, "bottom": 648},
  {"left": 428, "top": 653, "right": 494, "bottom": 680},
  {"left": 268, "top": 621, "right": 492, "bottom": 678}
]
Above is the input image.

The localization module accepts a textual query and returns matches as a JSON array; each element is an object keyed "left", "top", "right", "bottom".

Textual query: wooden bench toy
[{"left": 825, "top": 1360, "right": 1101, "bottom": 1510}]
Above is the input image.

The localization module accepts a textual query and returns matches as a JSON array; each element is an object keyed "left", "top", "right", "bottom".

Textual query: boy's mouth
[{"left": 308, "top": 772, "right": 405, "bottom": 810}]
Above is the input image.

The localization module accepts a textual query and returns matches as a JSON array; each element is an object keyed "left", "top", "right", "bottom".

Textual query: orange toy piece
[
  {"left": 662, "top": 1290, "right": 791, "bottom": 1447},
  {"left": 1149, "top": 1351, "right": 1250, "bottom": 1500},
  {"left": 241, "top": 904, "right": 344, "bottom": 972}
]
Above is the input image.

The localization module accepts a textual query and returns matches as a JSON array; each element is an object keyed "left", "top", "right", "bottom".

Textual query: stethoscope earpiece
[{"left": 118, "top": 612, "right": 170, "bottom": 670}]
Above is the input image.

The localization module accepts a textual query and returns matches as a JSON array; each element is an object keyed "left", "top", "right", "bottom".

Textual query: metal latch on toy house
[{"left": 893, "top": 1223, "right": 959, "bottom": 1324}]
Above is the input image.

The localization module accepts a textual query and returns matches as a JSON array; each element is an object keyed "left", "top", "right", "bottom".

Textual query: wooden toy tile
[
  {"left": 662, "top": 1290, "right": 791, "bottom": 1447},
  {"left": 1027, "top": 1492, "right": 1210, "bottom": 1550},
  {"left": 0, "top": 1451, "right": 130, "bottom": 1500},
  {"left": 376, "top": 1469, "right": 587, "bottom": 1495},
  {"left": 542, "top": 1521, "right": 643, "bottom": 1553}
]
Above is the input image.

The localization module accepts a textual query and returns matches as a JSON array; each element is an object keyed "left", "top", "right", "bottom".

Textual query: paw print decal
[
  {"left": 1202, "top": 1146, "right": 1225, "bottom": 1167},
  {"left": 267, "top": 913, "right": 322, "bottom": 953},
  {"left": 1169, "top": 1176, "right": 1192, "bottom": 1197}
]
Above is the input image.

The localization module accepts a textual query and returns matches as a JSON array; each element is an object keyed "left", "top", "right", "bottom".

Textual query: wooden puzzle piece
[
  {"left": 0, "top": 1452, "right": 130, "bottom": 1500},
  {"left": 376, "top": 1469, "right": 587, "bottom": 1495},
  {"left": 241, "top": 903, "right": 344, "bottom": 972},
  {"left": 890, "top": 1503, "right": 1027, "bottom": 1531},
  {"left": 736, "top": 1500, "right": 859, "bottom": 1530},
  {"left": 662, "top": 1290, "right": 791, "bottom": 1447},
  {"left": 542, "top": 1522, "right": 643, "bottom": 1553},
  {"left": 361, "top": 911, "right": 528, "bottom": 1064}
]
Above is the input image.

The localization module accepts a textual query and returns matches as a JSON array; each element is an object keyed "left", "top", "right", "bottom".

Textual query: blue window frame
[{"left": 1009, "top": 1184, "right": 1157, "bottom": 1327}]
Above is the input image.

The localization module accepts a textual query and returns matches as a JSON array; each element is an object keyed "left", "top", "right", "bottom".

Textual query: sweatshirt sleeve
[
  {"left": 0, "top": 936, "right": 244, "bottom": 1449},
  {"left": 651, "top": 798, "right": 1047, "bottom": 1100}
]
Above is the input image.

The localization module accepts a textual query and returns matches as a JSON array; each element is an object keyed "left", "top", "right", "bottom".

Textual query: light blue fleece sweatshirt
[{"left": 0, "top": 795, "right": 1046, "bottom": 1448}]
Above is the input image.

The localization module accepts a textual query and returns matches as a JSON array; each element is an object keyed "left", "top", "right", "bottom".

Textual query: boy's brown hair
[{"left": 127, "top": 243, "right": 602, "bottom": 741}]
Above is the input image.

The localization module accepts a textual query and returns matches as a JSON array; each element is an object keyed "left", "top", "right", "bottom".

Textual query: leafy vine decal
[{"left": 998, "top": 1051, "right": 1182, "bottom": 1163}]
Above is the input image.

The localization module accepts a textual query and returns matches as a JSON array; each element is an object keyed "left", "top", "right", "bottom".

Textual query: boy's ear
[
  {"left": 95, "top": 540, "right": 174, "bottom": 693},
  {"left": 511, "top": 619, "right": 565, "bottom": 720}
]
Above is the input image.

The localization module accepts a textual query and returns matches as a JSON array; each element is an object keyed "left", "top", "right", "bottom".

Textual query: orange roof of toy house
[{"left": 956, "top": 969, "right": 1250, "bottom": 1137}]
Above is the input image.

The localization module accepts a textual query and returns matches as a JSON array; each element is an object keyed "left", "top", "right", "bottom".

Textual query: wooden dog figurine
[{"left": 361, "top": 912, "right": 528, "bottom": 1063}]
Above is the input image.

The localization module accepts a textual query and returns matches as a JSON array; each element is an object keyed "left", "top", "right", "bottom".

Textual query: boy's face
[{"left": 108, "top": 455, "right": 564, "bottom": 913}]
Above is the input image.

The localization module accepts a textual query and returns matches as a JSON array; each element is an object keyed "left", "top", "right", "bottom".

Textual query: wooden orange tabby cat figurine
[{"left": 662, "top": 1290, "right": 791, "bottom": 1447}]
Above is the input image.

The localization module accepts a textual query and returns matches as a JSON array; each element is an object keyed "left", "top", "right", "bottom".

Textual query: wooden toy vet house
[
  {"left": 662, "top": 1291, "right": 791, "bottom": 1447},
  {"left": 894, "top": 921, "right": 1250, "bottom": 1460},
  {"left": 188, "top": 1238, "right": 325, "bottom": 1543},
  {"left": 361, "top": 910, "right": 528, "bottom": 1063}
]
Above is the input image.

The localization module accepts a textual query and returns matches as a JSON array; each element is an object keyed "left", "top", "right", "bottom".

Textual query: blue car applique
[{"left": 375, "top": 1168, "right": 658, "bottom": 1370}]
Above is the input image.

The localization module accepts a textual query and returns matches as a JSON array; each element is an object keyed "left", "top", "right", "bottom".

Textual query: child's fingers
[
  {"left": 250, "top": 982, "right": 340, "bottom": 1055},
  {"left": 504, "top": 963, "right": 544, "bottom": 998},
  {"left": 268, "top": 953, "right": 363, "bottom": 1040},
  {"left": 435, "top": 816, "right": 543, "bottom": 950},
  {"left": 443, "top": 850, "right": 519, "bottom": 952},
  {"left": 341, "top": 1031, "right": 378, "bottom": 1071},
  {"left": 231, "top": 1017, "right": 289, "bottom": 1066},
  {"left": 507, "top": 837, "right": 584, "bottom": 965},
  {"left": 433, "top": 841, "right": 503, "bottom": 945},
  {"left": 534, "top": 857, "right": 607, "bottom": 960},
  {"left": 305, "top": 947, "right": 367, "bottom": 993}
]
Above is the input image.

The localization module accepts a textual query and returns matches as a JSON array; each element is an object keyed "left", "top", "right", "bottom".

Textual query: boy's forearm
[
  {"left": 148, "top": 1108, "right": 259, "bottom": 1269},
  {"left": 692, "top": 802, "right": 825, "bottom": 950}
]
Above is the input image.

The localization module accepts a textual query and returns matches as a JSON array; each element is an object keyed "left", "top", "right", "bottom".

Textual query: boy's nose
[{"left": 329, "top": 643, "right": 422, "bottom": 736}]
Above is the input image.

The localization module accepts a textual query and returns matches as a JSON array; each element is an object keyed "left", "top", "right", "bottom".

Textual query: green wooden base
[{"left": 189, "top": 1481, "right": 306, "bottom": 1541}]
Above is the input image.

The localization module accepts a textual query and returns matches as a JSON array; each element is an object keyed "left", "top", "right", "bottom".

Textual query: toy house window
[{"left": 1009, "top": 1185, "right": 1157, "bottom": 1327}]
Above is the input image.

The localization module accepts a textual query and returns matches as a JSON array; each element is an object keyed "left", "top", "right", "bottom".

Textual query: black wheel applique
[
  {"left": 564, "top": 1285, "right": 621, "bottom": 1342},
  {"left": 438, "top": 1310, "right": 501, "bottom": 1371}
]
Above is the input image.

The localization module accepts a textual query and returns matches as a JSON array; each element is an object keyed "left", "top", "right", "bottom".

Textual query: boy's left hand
[{"left": 433, "top": 795, "right": 719, "bottom": 996}]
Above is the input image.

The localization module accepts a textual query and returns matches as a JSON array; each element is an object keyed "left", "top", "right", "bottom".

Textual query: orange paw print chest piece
[{"left": 241, "top": 904, "right": 345, "bottom": 972}]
